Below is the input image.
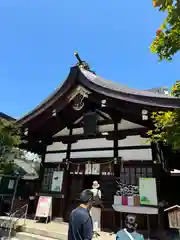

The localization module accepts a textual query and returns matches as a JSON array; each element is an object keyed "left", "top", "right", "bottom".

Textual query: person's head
[
  {"left": 125, "top": 214, "right": 138, "bottom": 232},
  {"left": 92, "top": 181, "right": 100, "bottom": 189},
  {"left": 77, "top": 189, "right": 93, "bottom": 210}
]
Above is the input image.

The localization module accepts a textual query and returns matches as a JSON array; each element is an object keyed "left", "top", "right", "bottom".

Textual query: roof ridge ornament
[{"left": 74, "top": 52, "right": 96, "bottom": 74}]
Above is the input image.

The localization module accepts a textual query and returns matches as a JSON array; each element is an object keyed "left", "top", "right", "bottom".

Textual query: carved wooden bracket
[{"left": 68, "top": 85, "right": 91, "bottom": 111}]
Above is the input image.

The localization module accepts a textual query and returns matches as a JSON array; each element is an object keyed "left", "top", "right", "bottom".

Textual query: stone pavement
[
  {"left": 0, "top": 217, "right": 155, "bottom": 239},
  {"left": 0, "top": 216, "right": 116, "bottom": 239},
  {"left": 23, "top": 219, "right": 115, "bottom": 240}
]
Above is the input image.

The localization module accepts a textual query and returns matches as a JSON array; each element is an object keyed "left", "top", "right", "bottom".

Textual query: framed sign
[
  {"left": 165, "top": 205, "right": 180, "bottom": 229},
  {"left": 139, "top": 178, "right": 158, "bottom": 206},
  {"left": 8, "top": 180, "right": 15, "bottom": 190},
  {"left": 51, "top": 171, "right": 64, "bottom": 192}
]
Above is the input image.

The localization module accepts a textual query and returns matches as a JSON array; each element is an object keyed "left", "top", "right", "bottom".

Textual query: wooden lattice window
[{"left": 114, "top": 164, "right": 153, "bottom": 185}]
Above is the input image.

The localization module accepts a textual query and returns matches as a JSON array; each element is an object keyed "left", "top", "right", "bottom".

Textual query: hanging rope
[{"left": 67, "top": 160, "right": 114, "bottom": 165}]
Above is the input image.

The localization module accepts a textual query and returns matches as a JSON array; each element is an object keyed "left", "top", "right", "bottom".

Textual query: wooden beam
[
  {"left": 72, "top": 119, "right": 113, "bottom": 128},
  {"left": 44, "top": 160, "right": 152, "bottom": 166},
  {"left": 46, "top": 145, "right": 151, "bottom": 154},
  {"left": 96, "top": 109, "right": 111, "bottom": 120},
  {"left": 51, "top": 128, "right": 147, "bottom": 142}
]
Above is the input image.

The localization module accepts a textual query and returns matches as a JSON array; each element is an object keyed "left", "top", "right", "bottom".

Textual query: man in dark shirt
[{"left": 68, "top": 189, "right": 93, "bottom": 240}]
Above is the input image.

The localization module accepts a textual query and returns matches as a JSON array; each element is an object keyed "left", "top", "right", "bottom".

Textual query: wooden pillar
[
  {"left": 113, "top": 121, "right": 118, "bottom": 160},
  {"left": 66, "top": 128, "right": 73, "bottom": 160},
  {"left": 62, "top": 128, "right": 73, "bottom": 220},
  {"left": 113, "top": 120, "right": 120, "bottom": 231},
  {"left": 39, "top": 143, "right": 47, "bottom": 192},
  {"left": 151, "top": 142, "right": 166, "bottom": 239},
  {"left": 151, "top": 142, "right": 161, "bottom": 207}
]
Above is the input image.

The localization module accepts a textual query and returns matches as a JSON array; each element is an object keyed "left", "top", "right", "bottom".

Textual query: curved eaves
[{"left": 79, "top": 68, "right": 180, "bottom": 109}]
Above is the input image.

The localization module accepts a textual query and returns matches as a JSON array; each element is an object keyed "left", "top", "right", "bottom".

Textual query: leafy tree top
[
  {"left": 151, "top": 0, "right": 180, "bottom": 61},
  {"left": 148, "top": 80, "right": 180, "bottom": 149}
]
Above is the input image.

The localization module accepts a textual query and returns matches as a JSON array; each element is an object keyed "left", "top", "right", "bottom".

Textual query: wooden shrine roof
[
  {"left": 80, "top": 68, "right": 172, "bottom": 99},
  {"left": 16, "top": 64, "right": 180, "bottom": 149},
  {"left": 18, "top": 66, "right": 180, "bottom": 126}
]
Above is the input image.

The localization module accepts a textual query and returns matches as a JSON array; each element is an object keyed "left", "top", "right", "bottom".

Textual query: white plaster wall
[
  {"left": 45, "top": 135, "right": 152, "bottom": 162},
  {"left": 118, "top": 135, "right": 150, "bottom": 147},
  {"left": 70, "top": 150, "right": 113, "bottom": 159},
  {"left": 46, "top": 142, "right": 67, "bottom": 151},
  {"left": 45, "top": 148, "right": 152, "bottom": 162},
  {"left": 45, "top": 153, "right": 66, "bottom": 163},
  {"left": 46, "top": 136, "right": 149, "bottom": 151},
  {"left": 71, "top": 138, "right": 113, "bottom": 149},
  {"left": 118, "top": 148, "right": 152, "bottom": 161}
]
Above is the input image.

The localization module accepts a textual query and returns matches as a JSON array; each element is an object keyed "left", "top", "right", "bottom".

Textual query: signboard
[
  {"left": 51, "top": 171, "right": 64, "bottom": 192},
  {"left": 35, "top": 196, "right": 52, "bottom": 222},
  {"left": 168, "top": 210, "right": 180, "bottom": 229},
  {"left": 8, "top": 180, "right": 14, "bottom": 190},
  {"left": 139, "top": 178, "right": 158, "bottom": 206},
  {"left": 165, "top": 205, "right": 180, "bottom": 229}
]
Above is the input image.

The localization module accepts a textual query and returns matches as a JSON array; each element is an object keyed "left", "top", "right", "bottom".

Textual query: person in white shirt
[{"left": 90, "top": 181, "right": 102, "bottom": 232}]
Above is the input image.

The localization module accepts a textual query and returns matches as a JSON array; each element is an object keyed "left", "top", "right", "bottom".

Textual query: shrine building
[{"left": 17, "top": 55, "right": 180, "bottom": 235}]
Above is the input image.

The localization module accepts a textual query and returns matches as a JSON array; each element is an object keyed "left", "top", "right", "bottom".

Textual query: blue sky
[{"left": 0, "top": 1, "right": 179, "bottom": 118}]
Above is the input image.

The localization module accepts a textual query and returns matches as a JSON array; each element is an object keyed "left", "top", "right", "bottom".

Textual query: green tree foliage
[
  {"left": 151, "top": 0, "right": 180, "bottom": 61},
  {"left": 148, "top": 81, "right": 180, "bottom": 149},
  {"left": 0, "top": 119, "right": 21, "bottom": 174}
]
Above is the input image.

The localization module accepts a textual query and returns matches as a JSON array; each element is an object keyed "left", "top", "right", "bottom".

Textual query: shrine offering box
[{"left": 165, "top": 205, "right": 180, "bottom": 229}]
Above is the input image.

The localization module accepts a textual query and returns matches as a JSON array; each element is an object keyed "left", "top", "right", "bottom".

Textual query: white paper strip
[
  {"left": 85, "top": 163, "right": 91, "bottom": 175},
  {"left": 92, "top": 164, "right": 100, "bottom": 175}
]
